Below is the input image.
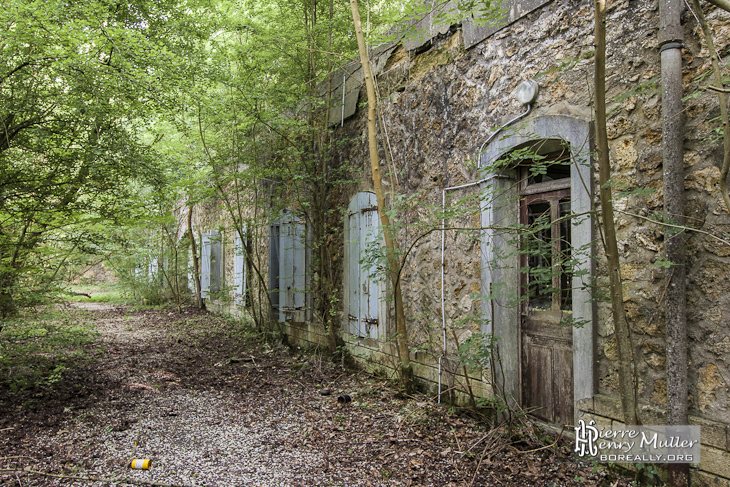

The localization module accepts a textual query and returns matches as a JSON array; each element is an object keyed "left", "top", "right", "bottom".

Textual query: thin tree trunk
[
  {"left": 187, "top": 204, "right": 204, "bottom": 309},
  {"left": 595, "top": 0, "right": 639, "bottom": 425},
  {"left": 349, "top": 0, "right": 412, "bottom": 391},
  {"left": 322, "top": 0, "right": 338, "bottom": 354},
  {"left": 691, "top": 0, "right": 730, "bottom": 216}
]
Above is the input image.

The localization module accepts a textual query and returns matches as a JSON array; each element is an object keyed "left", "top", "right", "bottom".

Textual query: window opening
[{"left": 522, "top": 190, "right": 572, "bottom": 312}]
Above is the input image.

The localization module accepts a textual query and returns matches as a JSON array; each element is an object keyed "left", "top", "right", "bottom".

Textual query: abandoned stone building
[{"left": 182, "top": 0, "right": 730, "bottom": 483}]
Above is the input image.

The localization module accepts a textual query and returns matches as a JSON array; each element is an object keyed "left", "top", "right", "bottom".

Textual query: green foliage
[
  {"left": 457, "top": 331, "right": 496, "bottom": 374},
  {"left": 633, "top": 462, "right": 662, "bottom": 486},
  {"left": 0, "top": 0, "right": 216, "bottom": 315},
  {"left": 107, "top": 210, "right": 191, "bottom": 308}
]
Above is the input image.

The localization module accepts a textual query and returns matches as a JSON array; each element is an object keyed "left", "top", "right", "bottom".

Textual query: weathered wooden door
[{"left": 519, "top": 181, "right": 574, "bottom": 425}]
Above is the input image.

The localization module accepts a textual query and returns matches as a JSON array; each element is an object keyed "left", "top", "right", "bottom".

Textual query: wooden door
[{"left": 519, "top": 185, "right": 574, "bottom": 425}]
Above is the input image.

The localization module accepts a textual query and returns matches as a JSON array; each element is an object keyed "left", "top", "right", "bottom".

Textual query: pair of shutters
[
  {"left": 198, "top": 229, "right": 245, "bottom": 303},
  {"left": 270, "top": 214, "right": 306, "bottom": 323},
  {"left": 348, "top": 192, "right": 379, "bottom": 339}
]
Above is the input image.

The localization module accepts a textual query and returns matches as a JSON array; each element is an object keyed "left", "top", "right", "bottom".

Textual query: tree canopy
[{"left": 0, "top": 0, "right": 213, "bottom": 314}]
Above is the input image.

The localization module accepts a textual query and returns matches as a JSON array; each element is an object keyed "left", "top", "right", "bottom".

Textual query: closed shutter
[
  {"left": 348, "top": 198, "right": 361, "bottom": 336},
  {"left": 279, "top": 213, "right": 306, "bottom": 322},
  {"left": 234, "top": 227, "right": 246, "bottom": 305},
  {"left": 148, "top": 257, "right": 158, "bottom": 280},
  {"left": 269, "top": 224, "right": 280, "bottom": 311},
  {"left": 201, "top": 233, "right": 211, "bottom": 298},
  {"left": 210, "top": 231, "right": 221, "bottom": 293},
  {"left": 348, "top": 192, "right": 379, "bottom": 339},
  {"left": 361, "top": 194, "right": 379, "bottom": 339}
]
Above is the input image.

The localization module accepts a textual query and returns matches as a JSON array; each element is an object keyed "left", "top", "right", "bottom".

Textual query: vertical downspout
[
  {"left": 660, "top": 0, "right": 688, "bottom": 484},
  {"left": 341, "top": 73, "right": 346, "bottom": 126}
]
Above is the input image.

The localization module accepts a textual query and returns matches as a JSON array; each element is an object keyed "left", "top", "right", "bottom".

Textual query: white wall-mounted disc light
[{"left": 515, "top": 79, "right": 539, "bottom": 105}]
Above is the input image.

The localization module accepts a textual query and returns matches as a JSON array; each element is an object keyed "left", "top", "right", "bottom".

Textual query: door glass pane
[
  {"left": 526, "top": 201, "right": 552, "bottom": 310},
  {"left": 559, "top": 198, "right": 572, "bottom": 311},
  {"left": 524, "top": 196, "right": 572, "bottom": 312}
]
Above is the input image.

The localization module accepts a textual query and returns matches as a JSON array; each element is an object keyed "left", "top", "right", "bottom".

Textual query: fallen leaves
[{"left": 0, "top": 306, "right": 636, "bottom": 486}]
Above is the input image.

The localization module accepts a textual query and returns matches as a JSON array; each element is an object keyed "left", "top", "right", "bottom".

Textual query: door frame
[{"left": 479, "top": 115, "right": 595, "bottom": 424}]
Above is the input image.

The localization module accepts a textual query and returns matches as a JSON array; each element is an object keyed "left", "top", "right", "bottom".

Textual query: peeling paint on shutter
[
  {"left": 348, "top": 196, "right": 361, "bottom": 337},
  {"left": 361, "top": 193, "right": 379, "bottom": 339}
]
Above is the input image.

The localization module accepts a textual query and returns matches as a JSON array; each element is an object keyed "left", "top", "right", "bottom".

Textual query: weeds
[{"left": 0, "top": 309, "right": 98, "bottom": 392}]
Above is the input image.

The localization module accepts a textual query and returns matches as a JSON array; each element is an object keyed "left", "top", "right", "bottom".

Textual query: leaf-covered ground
[{"left": 0, "top": 305, "right": 635, "bottom": 486}]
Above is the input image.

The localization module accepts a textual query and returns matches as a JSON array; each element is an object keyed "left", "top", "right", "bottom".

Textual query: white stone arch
[{"left": 479, "top": 115, "right": 595, "bottom": 421}]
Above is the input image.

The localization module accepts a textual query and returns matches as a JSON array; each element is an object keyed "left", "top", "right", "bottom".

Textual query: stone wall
[
  {"left": 193, "top": 0, "right": 730, "bottom": 480},
  {"left": 328, "top": 0, "right": 730, "bottom": 479}
]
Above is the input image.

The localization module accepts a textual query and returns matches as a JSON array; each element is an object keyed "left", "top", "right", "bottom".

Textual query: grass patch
[
  {"left": 66, "top": 283, "right": 128, "bottom": 304},
  {"left": 0, "top": 309, "right": 99, "bottom": 392}
]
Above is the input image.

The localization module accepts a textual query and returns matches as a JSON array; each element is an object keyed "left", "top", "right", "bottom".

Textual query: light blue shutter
[
  {"left": 200, "top": 233, "right": 211, "bottom": 298},
  {"left": 348, "top": 196, "right": 361, "bottom": 336},
  {"left": 348, "top": 193, "right": 379, "bottom": 339},
  {"left": 279, "top": 216, "right": 293, "bottom": 322},
  {"left": 210, "top": 231, "right": 221, "bottom": 293},
  {"left": 361, "top": 193, "right": 379, "bottom": 339},
  {"left": 148, "top": 257, "right": 158, "bottom": 282},
  {"left": 234, "top": 227, "right": 246, "bottom": 305},
  {"left": 279, "top": 213, "right": 306, "bottom": 322},
  {"left": 291, "top": 219, "right": 306, "bottom": 322}
]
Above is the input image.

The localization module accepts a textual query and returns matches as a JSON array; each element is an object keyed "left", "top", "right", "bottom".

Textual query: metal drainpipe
[
  {"left": 341, "top": 73, "right": 346, "bottom": 126},
  {"left": 659, "top": 0, "right": 688, "bottom": 483},
  {"left": 437, "top": 103, "right": 533, "bottom": 403}
]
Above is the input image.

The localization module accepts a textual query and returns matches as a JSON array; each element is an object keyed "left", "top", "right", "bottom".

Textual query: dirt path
[{"left": 0, "top": 306, "right": 632, "bottom": 486}]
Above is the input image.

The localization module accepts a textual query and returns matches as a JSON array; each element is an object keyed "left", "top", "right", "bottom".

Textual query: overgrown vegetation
[{"left": 0, "top": 309, "right": 99, "bottom": 392}]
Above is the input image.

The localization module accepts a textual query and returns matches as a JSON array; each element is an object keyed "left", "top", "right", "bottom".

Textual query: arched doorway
[{"left": 479, "top": 116, "right": 595, "bottom": 425}]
